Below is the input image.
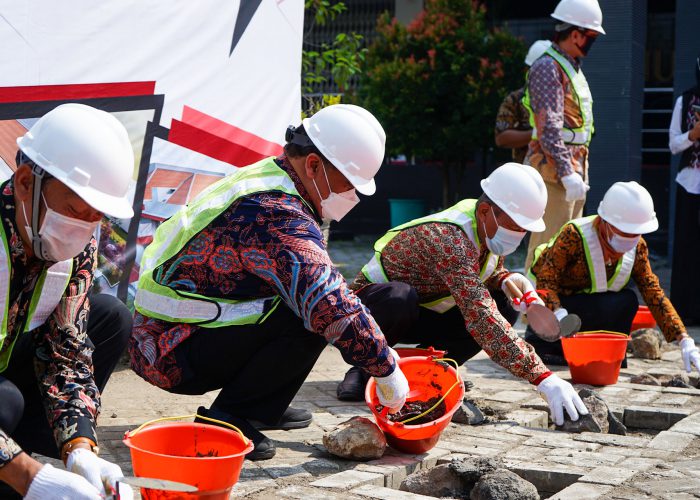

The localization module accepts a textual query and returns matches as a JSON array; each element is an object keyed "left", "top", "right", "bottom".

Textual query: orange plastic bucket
[
  {"left": 394, "top": 346, "right": 446, "bottom": 359},
  {"left": 123, "top": 421, "right": 253, "bottom": 499},
  {"left": 561, "top": 332, "right": 628, "bottom": 385},
  {"left": 631, "top": 305, "right": 656, "bottom": 331},
  {"left": 365, "top": 357, "right": 464, "bottom": 454}
]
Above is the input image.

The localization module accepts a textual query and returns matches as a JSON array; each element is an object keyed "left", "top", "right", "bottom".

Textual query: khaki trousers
[{"left": 525, "top": 181, "right": 585, "bottom": 271}]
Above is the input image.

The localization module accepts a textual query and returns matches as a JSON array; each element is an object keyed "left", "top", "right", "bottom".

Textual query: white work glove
[
  {"left": 374, "top": 348, "right": 409, "bottom": 412},
  {"left": 25, "top": 464, "right": 101, "bottom": 500},
  {"left": 680, "top": 337, "right": 700, "bottom": 374},
  {"left": 66, "top": 448, "right": 134, "bottom": 500},
  {"left": 501, "top": 273, "right": 544, "bottom": 313},
  {"left": 536, "top": 374, "right": 589, "bottom": 426},
  {"left": 553, "top": 308, "right": 569, "bottom": 321},
  {"left": 560, "top": 173, "right": 589, "bottom": 202}
]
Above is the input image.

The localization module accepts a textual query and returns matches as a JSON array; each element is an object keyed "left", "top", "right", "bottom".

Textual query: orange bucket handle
[
  {"left": 125, "top": 414, "right": 250, "bottom": 445},
  {"left": 576, "top": 330, "right": 628, "bottom": 338},
  {"left": 389, "top": 357, "right": 463, "bottom": 426}
]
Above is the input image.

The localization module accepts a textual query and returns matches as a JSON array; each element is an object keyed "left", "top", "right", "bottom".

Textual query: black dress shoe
[
  {"left": 336, "top": 366, "right": 369, "bottom": 401},
  {"left": 195, "top": 406, "right": 276, "bottom": 461},
  {"left": 249, "top": 407, "right": 312, "bottom": 430}
]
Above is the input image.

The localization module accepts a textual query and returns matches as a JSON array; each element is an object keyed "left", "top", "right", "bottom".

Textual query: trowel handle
[{"left": 505, "top": 278, "right": 523, "bottom": 299}]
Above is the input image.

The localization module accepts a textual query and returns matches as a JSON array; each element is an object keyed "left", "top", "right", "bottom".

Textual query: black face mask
[{"left": 576, "top": 34, "right": 596, "bottom": 56}]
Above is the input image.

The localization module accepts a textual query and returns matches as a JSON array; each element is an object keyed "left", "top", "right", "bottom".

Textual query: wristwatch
[{"left": 61, "top": 437, "right": 99, "bottom": 463}]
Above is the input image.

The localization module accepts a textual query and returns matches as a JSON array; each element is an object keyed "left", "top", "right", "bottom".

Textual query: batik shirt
[
  {"left": 531, "top": 221, "right": 686, "bottom": 342},
  {"left": 495, "top": 87, "right": 531, "bottom": 164},
  {"left": 0, "top": 179, "right": 99, "bottom": 468},
  {"left": 352, "top": 223, "right": 551, "bottom": 385},
  {"left": 129, "top": 156, "right": 393, "bottom": 389},
  {"left": 525, "top": 43, "right": 589, "bottom": 184}
]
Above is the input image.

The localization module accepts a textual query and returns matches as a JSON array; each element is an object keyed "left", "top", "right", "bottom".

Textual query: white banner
[{"left": 0, "top": 0, "right": 304, "bottom": 302}]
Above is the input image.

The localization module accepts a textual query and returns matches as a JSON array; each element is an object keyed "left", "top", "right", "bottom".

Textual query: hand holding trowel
[{"left": 502, "top": 274, "right": 561, "bottom": 341}]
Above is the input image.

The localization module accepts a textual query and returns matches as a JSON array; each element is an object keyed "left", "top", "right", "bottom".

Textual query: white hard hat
[
  {"left": 597, "top": 181, "right": 658, "bottom": 234},
  {"left": 302, "top": 104, "right": 386, "bottom": 196},
  {"left": 525, "top": 40, "right": 552, "bottom": 66},
  {"left": 480, "top": 163, "right": 547, "bottom": 232},
  {"left": 551, "top": 0, "right": 605, "bottom": 35},
  {"left": 17, "top": 103, "right": 135, "bottom": 218}
]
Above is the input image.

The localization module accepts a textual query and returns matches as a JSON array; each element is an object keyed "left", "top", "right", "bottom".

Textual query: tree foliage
[
  {"left": 360, "top": 0, "right": 526, "bottom": 204},
  {"left": 302, "top": 0, "right": 367, "bottom": 116}
]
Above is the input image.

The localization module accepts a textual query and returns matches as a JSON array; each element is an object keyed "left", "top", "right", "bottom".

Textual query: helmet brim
[{"left": 550, "top": 13, "right": 606, "bottom": 34}]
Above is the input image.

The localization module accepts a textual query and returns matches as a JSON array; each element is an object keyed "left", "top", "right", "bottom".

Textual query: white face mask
[
  {"left": 312, "top": 162, "right": 360, "bottom": 222},
  {"left": 608, "top": 232, "right": 640, "bottom": 253},
  {"left": 23, "top": 194, "right": 99, "bottom": 261},
  {"left": 482, "top": 207, "right": 526, "bottom": 256}
]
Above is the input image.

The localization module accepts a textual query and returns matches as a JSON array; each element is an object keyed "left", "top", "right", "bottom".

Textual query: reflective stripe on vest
[
  {"left": 523, "top": 46, "right": 594, "bottom": 146},
  {"left": 135, "top": 157, "right": 311, "bottom": 327},
  {"left": 0, "top": 225, "right": 71, "bottom": 372},
  {"left": 529, "top": 216, "right": 634, "bottom": 293},
  {"left": 360, "top": 199, "right": 499, "bottom": 313}
]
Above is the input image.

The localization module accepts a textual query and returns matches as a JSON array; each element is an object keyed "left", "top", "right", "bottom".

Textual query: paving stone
[
  {"left": 414, "top": 447, "right": 451, "bottom": 469},
  {"left": 628, "top": 391, "right": 660, "bottom": 404},
  {"left": 654, "top": 394, "right": 692, "bottom": 406},
  {"left": 671, "top": 418, "right": 700, "bottom": 436},
  {"left": 487, "top": 390, "right": 531, "bottom": 403},
  {"left": 509, "top": 463, "right": 584, "bottom": 494},
  {"left": 302, "top": 458, "right": 341, "bottom": 476},
  {"left": 276, "top": 485, "right": 364, "bottom": 499},
  {"left": 264, "top": 463, "right": 313, "bottom": 480},
  {"left": 232, "top": 478, "right": 278, "bottom": 497},
  {"left": 572, "top": 432, "right": 650, "bottom": 448},
  {"left": 351, "top": 484, "right": 437, "bottom": 499},
  {"left": 326, "top": 406, "right": 372, "bottom": 417},
  {"left": 617, "top": 382, "right": 663, "bottom": 392},
  {"left": 617, "top": 456, "right": 661, "bottom": 470},
  {"left": 648, "top": 430, "right": 693, "bottom": 451},
  {"left": 500, "top": 445, "right": 551, "bottom": 462},
  {"left": 364, "top": 454, "right": 422, "bottom": 489},
  {"left": 435, "top": 440, "right": 502, "bottom": 457},
  {"left": 579, "top": 465, "right": 638, "bottom": 486},
  {"left": 633, "top": 477, "right": 700, "bottom": 496},
  {"left": 504, "top": 409, "right": 548, "bottom": 428},
  {"left": 661, "top": 386, "right": 700, "bottom": 396},
  {"left": 623, "top": 405, "right": 692, "bottom": 430},
  {"left": 310, "top": 470, "right": 384, "bottom": 489},
  {"left": 523, "top": 433, "right": 604, "bottom": 450},
  {"left": 548, "top": 482, "right": 613, "bottom": 499},
  {"left": 545, "top": 448, "right": 623, "bottom": 468}
]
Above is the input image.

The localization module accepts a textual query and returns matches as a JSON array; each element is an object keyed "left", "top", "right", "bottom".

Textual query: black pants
[
  {"left": 170, "top": 282, "right": 418, "bottom": 424},
  {"left": 0, "top": 294, "right": 131, "bottom": 492},
  {"left": 358, "top": 283, "right": 519, "bottom": 366},
  {"left": 671, "top": 186, "right": 700, "bottom": 324},
  {"left": 524, "top": 289, "right": 638, "bottom": 358}
]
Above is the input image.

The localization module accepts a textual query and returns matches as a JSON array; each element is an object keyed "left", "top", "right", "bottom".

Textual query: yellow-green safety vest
[
  {"left": 361, "top": 199, "right": 499, "bottom": 313},
  {"left": 528, "top": 215, "right": 635, "bottom": 293},
  {"left": 135, "top": 157, "right": 313, "bottom": 328},
  {"left": 523, "top": 46, "right": 594, "bottom": 146},
  {"left": 0, "top": 223, "right": 72, "bottom": 372}
]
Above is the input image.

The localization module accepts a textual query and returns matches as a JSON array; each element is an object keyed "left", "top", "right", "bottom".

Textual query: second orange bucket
[{"left": 561, "top": 332, "right": 628, "bottom": 385}]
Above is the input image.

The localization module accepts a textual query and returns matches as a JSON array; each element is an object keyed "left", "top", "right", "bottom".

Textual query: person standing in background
[
  {"left": 523, "top": 0, "right": 605, "bottom": 270},
  {"left": 668, "top": 55, "right": 700, "bottom": 325},
  {"left": 495, "top": 40, "right": 552, "bottom": 164}
]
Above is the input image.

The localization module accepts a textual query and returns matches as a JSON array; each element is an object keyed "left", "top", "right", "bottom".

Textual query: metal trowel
[
  {"left": 559, "top": 313, "right": 582, "bottom": 340},
  {"left": 109, "top": 476, "right": 198, "bottom": 499},
  {"left": 504, "top": 280, "right": 560, "bottom": 341}
]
